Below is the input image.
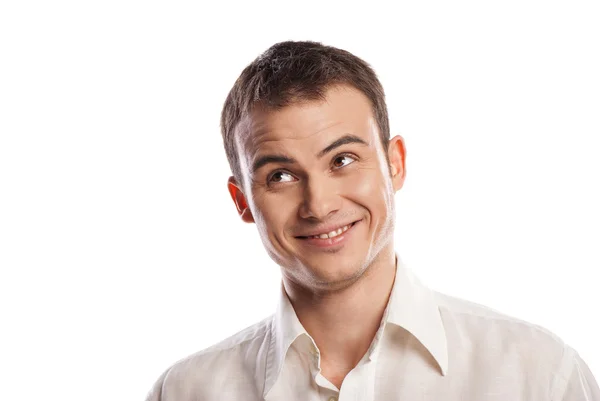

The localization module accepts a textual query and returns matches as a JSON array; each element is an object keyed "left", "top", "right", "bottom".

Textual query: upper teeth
[{"left": 311, "top": 223, "right": 352, "bottom": 239}]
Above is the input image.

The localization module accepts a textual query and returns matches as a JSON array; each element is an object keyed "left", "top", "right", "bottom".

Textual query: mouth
[
  {"left": 296, "top": 220, "right": 360, "bottom": 239},
  {"left": 295, "top": 219, "right": 361, "bottom": 249}
]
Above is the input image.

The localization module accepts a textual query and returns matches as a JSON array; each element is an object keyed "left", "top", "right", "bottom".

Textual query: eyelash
[{"left": 267, "top": 153, "right": 358, "bottom": 184}]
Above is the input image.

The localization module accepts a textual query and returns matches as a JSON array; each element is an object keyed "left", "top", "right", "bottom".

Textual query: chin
[{"left": 296, "top": 249, "right": 368, "bottom": 286}]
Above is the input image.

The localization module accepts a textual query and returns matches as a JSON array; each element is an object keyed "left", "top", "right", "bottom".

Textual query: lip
[
  {"left": 296, "top": 219, "right": 361, "bottom": 249},
  {"left": 295, "top": 220, "right": 361, "bottom": 238}
]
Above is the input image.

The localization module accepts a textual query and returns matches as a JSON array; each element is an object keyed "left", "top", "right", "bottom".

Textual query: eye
[
  {"left": 332, "top": 154, "right": 356, "bottom": 169},
  {"left": 268, "top": 171, "right": 295, "bottom": 184}
]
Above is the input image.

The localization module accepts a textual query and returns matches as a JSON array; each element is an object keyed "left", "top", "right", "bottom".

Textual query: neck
[{"left": 282, "top": 245, "right": 397, "bottom": 378}]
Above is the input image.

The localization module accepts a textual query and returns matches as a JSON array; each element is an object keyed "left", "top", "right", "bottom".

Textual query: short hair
[{"left": 220, "top": 40, "right": 390, "bottom": 185}]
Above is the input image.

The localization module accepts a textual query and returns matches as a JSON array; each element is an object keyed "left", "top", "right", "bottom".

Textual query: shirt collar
[
  {"left": 263, "top": 254, "right": 448, "bottom": 398},
  {"left": 264, "top": 279, "right": 309, "bottom": 399},
  {"left": 386, "top": 255, "right": 448, "bottom": 376}
]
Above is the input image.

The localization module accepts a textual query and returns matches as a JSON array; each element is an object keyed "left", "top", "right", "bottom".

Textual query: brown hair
[{"left": 220, "top": 40, "right": 390, "bottom": 185}]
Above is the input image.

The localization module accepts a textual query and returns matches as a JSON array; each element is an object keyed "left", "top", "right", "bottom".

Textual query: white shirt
[{"left": 145, "top": 256, "right": 599, "bottom": 400}]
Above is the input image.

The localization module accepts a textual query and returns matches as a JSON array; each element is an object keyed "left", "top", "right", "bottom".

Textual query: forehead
[{"left": 235, "top": 85, "right": 378, "bottom": 158}]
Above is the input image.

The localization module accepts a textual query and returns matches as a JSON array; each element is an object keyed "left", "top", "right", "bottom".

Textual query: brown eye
[
  {"left": 269, "top": 171, "right": 295, "bottom": 183},
  {"left": 332, "top": 154, "right": 356, "bottom": 169}
]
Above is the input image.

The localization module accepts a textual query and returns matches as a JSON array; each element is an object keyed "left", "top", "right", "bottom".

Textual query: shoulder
[
  {"left": 434, "top": 291, "right": 574, "bottom": 392},
  {"left": 435, "top": 290, "right": 565, "bottom": 347},
  {"left": 145, "top": 315, "right": 273, "bottom": 401}
]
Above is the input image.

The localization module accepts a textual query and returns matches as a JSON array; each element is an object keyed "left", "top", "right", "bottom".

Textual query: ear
[
  {"left": 387, "top": 135, "right": 407, "bottom": 192},
  {"left": 227, "top": 176, "right": 255, "bottom": 223}
]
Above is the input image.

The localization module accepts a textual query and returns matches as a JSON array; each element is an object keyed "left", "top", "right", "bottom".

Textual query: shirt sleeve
[{"left": 560, "top": 351, "right": 600, "bottom": 401}]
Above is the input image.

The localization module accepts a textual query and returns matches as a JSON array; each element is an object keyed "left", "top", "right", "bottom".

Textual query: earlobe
[{"left": 227, "top": 176, "right": 255, "bottom": 223}]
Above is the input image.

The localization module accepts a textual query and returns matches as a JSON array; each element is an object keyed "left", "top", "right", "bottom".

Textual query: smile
[
  {"left": 294, "top": 220, "right": 361, "bottom": 251},
  {"left": 308, "top": 222, "right": 354, "bottom": 239},
  {"left": 296, "top": 220, "right": 359, "bottom": 239}
]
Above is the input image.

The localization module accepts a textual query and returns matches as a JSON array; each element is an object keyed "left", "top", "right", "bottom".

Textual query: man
[{"left": 146, "top": 41, "right": 599, "bottom": 400}]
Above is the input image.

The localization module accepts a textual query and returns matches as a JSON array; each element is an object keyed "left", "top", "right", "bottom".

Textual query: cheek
[
  {"left": 340, "top": 168, "right": 393, "bottom": 230},
  {"left": 345, "top": 168, "right": 389, "bottom": 205},
  {"left": 253, "top": 191, "right": 295, "bottom": 234}
]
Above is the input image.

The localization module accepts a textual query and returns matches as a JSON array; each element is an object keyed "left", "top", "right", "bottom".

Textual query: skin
[{"left": 227, "top": 84, "right": 406, "bottom": 390}]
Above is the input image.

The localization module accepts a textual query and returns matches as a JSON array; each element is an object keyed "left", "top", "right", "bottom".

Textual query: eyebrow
[{"left": 251, "top": 134, "right": 369, "bottom": 173}]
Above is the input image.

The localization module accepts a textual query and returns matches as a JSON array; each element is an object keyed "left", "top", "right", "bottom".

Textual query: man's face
[{"left": 228, "top": 85, "right": 406, "bottom": 290}]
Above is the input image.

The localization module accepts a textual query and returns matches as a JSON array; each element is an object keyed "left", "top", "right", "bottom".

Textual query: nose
[{"left": 298, "top": 175, "right": 342, "bottom": 221}]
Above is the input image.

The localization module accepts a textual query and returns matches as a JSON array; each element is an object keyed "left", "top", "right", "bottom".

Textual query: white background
[{"left": 1, "top": 0, "right": 599, "bottom": 400}]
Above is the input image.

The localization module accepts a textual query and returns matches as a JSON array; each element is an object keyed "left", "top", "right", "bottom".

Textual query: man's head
[{"left": 221, "top": 41, "right": 406, "bottom": 291}]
